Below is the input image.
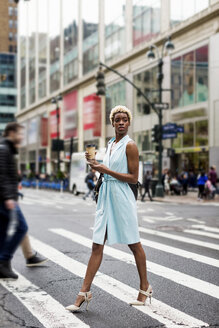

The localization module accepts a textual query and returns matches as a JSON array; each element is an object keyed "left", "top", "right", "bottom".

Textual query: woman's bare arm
[{"left": 88, "top": 141, "right": 139, "bottom": 184}]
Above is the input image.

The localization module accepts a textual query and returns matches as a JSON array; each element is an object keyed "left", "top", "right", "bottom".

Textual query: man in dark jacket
[{"left": 0, "top": 123, "right": 46, "bottom": 280}]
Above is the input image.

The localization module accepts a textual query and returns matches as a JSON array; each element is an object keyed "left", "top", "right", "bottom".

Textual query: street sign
[
  {"left": 162, "top": 132, "right": 177, "bottom": 139},
  {"left": 162, "top": 123, "right": 177, "bottom": 132},
  {"left": 177, "top": 125, "right": 184, "bottom": 133},
  {"left": 153, "top": 103, "right": 169, "bottom": 110}
]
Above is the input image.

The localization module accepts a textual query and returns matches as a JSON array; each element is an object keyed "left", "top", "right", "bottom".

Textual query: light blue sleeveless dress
[{"left": 93, "top": 134, "right": 140, "bottom": 245}]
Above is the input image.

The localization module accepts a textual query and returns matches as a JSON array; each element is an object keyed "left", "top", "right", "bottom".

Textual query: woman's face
[{"left": 112, "top": 112, "right": 130, "bottom": 135}]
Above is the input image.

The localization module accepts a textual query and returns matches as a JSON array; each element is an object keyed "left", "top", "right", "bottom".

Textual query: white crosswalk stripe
[
  {"left": 50, "top": 228, "right": 219, "bottom": 299},
  {"left": 183, "top": 229, "right": 219, "bottom": 239},
  {"left": 0, "top": 272, "right": 89, "bottom": 328},
  {"left": 29, "top": 236, "right": 209, "bottom": 328},
  {"left": 191, "top": 225, "right": 219, "bottom": 233},
  {"left": 138, "top": 226, "right": 219, "bottom": 251}
]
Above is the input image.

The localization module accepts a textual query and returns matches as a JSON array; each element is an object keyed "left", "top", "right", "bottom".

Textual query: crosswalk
[{"left": 0, "top": 192, "right": 218, "bottom": 328}]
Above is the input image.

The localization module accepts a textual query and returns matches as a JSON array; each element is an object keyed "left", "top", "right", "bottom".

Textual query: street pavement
[{"left": 0, "top": 189, "right": 219, "bottom": 328}]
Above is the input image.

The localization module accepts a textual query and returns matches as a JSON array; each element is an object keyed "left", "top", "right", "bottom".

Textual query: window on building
[
  {"left": 82, "top": 0, "right": 98, "bottom": 74},
  {"left": 133, "top": 0, "right": 161, "bottom": 47},
  {"left": 9, "top": 20, "right": 13, "bottom": 29},
  {"left": 63, "top": 0, "right": 78, "bottom": 85},
  {"left": 195, "top": 120, "right": 208, "bottom": 146},
  {"left": 49, "top": 0, "right": 61, "bottom": 93},
  {"left": 8, "top": 7, "right": 13, "bottom": 16},
  {"left": 105, "top": 0, "right": 126, "bottom": 62},
  {"left": 106, "top": 81, "right": 126, "bottom": 124},
  {"left": 14, "top": 7, "right": 17, "bottom": 16},
  {"left": 171, "top": 45, "right": 208, "bottom": 108},
  {"left": 9, "top": 45, "right": 13, "bottom": 52},
  {"left": 9, "top": 32, "right": 13, "bottom": 41},
  {"left": 183, "top": 123, "right": 194, "bottom": 148},
  {"left": 133, "top": 66, "right": 158, "bottom": 116},
  {"left": 170, "top": 0, "right": 209, "bottom": 26}
]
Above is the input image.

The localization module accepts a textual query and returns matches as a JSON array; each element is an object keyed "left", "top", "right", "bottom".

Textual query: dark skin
[{"left": 73, "top": 112, "right": 150, "bottom": 307}]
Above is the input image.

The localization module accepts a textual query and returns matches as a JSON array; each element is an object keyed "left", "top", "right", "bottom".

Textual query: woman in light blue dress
[{"left": 66, "top": 106, "right": 153, "bottom": 312}]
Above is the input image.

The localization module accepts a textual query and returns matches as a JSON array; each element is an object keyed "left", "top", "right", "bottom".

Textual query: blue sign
[
  {"left": 162, "top": 132, "right": 177, "bottom": 140},
  {"left": 162, "top": 123, "right": 177, "bottom": 132},
  {"left": 177, "top": 125, "right": 184, "bottom": 133}
]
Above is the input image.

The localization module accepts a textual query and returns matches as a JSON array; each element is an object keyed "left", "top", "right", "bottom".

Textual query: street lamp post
[
  {"left": 146, "top": 36, "right": 174, "bottom": 197},
  {"left": 51, "top": 94, "right": 62, "bottom": 172},
  {"left": 96, "top": 36, "right": 174, "bottom": 197}
]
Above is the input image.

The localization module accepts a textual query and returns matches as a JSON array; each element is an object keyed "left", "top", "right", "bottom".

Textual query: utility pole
[{"left": 96, "top": 36, "right": 175, "bottom": 197}]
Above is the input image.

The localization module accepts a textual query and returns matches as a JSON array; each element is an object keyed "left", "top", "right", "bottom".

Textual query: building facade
[
  {"left": 16, "top": 0, "right": 219, "bottom": 177},
  {"left": 0, "top": 0, "right": 18, "bottom": 135}
]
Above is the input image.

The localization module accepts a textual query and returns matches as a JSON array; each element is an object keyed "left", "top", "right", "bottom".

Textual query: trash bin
[{"left": 150, "top": 179, "right": 158, "bottom": 197}]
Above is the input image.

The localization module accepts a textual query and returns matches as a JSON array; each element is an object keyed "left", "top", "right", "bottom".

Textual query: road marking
[
  {"left": 191, "top": 225, "right": 219, "bottom": 233},
  {"left": 187, "top": 218, "right": 205, "bottom": 224},
  {"left": 55, "top": 205, "right": 63, "bottom": 209},
  {"left": 139, "top": 227, "right": 219, "bottom": 251},
  {"left": 140, "top": 238, "right": 219, "bottom": 268},
  {"left": 51, "top": 229, "right": 219, "bottom": 299},
  {"left": 30, "top": 235, "right": 208, "bottom": 328},
  {"left": 0, "top": 272, "right": 89, "bottom": 328},
  {"left": 20, "top": 200, "right": 34, "bottom": 205},
  {"left": 89, "top": 227, "right": 218, "bottom": 268},
  {"left": 183, "top": 229, "right": 219, "bottom": 240},
  {"left": 142, "top": 215, "right": 183, "bottom": 222}
]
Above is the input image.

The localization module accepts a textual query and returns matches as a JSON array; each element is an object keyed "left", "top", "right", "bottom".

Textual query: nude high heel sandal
[
  {"left": 66, "top": 291, "right": 92, "bottom": 312},
  {"left": 129, "top": 284, "right": 153, "bottom": 306}
]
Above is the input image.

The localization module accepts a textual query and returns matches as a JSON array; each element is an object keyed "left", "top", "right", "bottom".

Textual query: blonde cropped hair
[{"left": 109, "top": 105, "right": 132, "bottom": 125}]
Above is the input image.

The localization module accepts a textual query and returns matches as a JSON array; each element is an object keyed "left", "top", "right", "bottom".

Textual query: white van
[{"left": 69, "top": 149, "right": 106, "bottom": 195}]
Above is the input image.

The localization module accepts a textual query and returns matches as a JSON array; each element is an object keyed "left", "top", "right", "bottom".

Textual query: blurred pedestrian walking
[
  {"left": 83, "top": 169, "right": 96, "bottom": 200},
  {"left": 141, "top": 171, "right": 153, "bottom": 202},
  {"left": 197, "top": 171, "right": 208, "bottom": 201},
  {"left": 0, "top": 123, "right": 47, "bottom": 280}
]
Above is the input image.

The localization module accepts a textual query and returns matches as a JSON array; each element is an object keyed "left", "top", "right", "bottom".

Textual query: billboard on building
[
  {"left": 83, "top": 94, "right": 101, "bottom": 137},
  {"left": 28, "top": 118, "right": 38, "bottom": 144},
  {"left": 40, "top": 117, "right": 48, "bottom": 147},
  {"left": 63, "top": 90, "right": 78, "bottom": 139},
  {"left": 50, "top": 108, "right": 60, "bottom": 139}
]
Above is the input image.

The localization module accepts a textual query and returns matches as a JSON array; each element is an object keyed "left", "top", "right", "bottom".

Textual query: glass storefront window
[
  {"left": 195, "top": 120, "right": 208, "bottom": 146},
  {"left": 28, "top": 0, "right": 36, "bottom": 105},
  {"left": 181, "top": 51, "right": 195, "bottom": 107},
  {"left": 171, "top": 57, "right": 182, "bottom": 109},
  {"left": 171, "top": 45, "right": 208, "bottom": 108},
  {"left": 106, "top": 81, "right": 126, "bottom": 124},
  {"left": 19, "top": 1, "right": 27, "bottom": 109},
  {"left": 63, "top": 0, "right": 78, "bottom": 85},
  {"left": 170, "top": 0, "right": 209, "bottom": 26},
  {"left": 133, "top": 0, "right": 160, "bottom": 47},
  {"left": 183, "top": 122, "right": 194, "bottom": 148},
  {"left": 82, "top": 0, "right": 98, "bottom": 75},
  {"left": 133, "top": 66, "right": 158, "bottom": 116},
  {"left": 38, "top": 0, "right": 48, "bottom": 99},
  {"left": 49, "top": 0, "right": 61, "bottom": 93},
  {"left": 195, "top": 46, "right": 208, "bottom": 103},
  {"left": 105, "top": 0, "right": 126, "bottom": 62}
]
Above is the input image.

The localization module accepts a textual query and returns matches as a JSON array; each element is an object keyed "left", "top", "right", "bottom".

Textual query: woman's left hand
[{"left": 89, "top": 161, "right": 107, "bottom": 173}]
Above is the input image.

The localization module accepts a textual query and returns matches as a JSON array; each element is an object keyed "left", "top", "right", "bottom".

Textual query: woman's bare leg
[
  {"left": 128, "top": 242, "right": 150, "bottom": 302},
  {"left": 74, "top": 235, "right": 106, "bottom": 307}
]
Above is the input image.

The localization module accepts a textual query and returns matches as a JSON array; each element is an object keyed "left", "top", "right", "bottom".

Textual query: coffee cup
[{"left": 86, "top": 144, "right": 96, "bottom": 160}]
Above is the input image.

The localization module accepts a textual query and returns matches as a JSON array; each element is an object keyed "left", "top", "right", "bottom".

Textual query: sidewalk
[{"left": 152, "top": 191, "right": 219, "bottom": 205}]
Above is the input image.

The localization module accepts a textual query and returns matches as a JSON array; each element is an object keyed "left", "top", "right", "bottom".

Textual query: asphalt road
[{"left": 0, "top": 189, "right": 219, "bottom": 328}]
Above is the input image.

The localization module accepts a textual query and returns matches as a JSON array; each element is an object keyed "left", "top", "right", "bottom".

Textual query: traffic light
[
  {"left": 151, "top": 124, "right": 162, "bottom": 143},
  {"left": 96, "top": 66, "right": 105, "bottom": 96}
]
